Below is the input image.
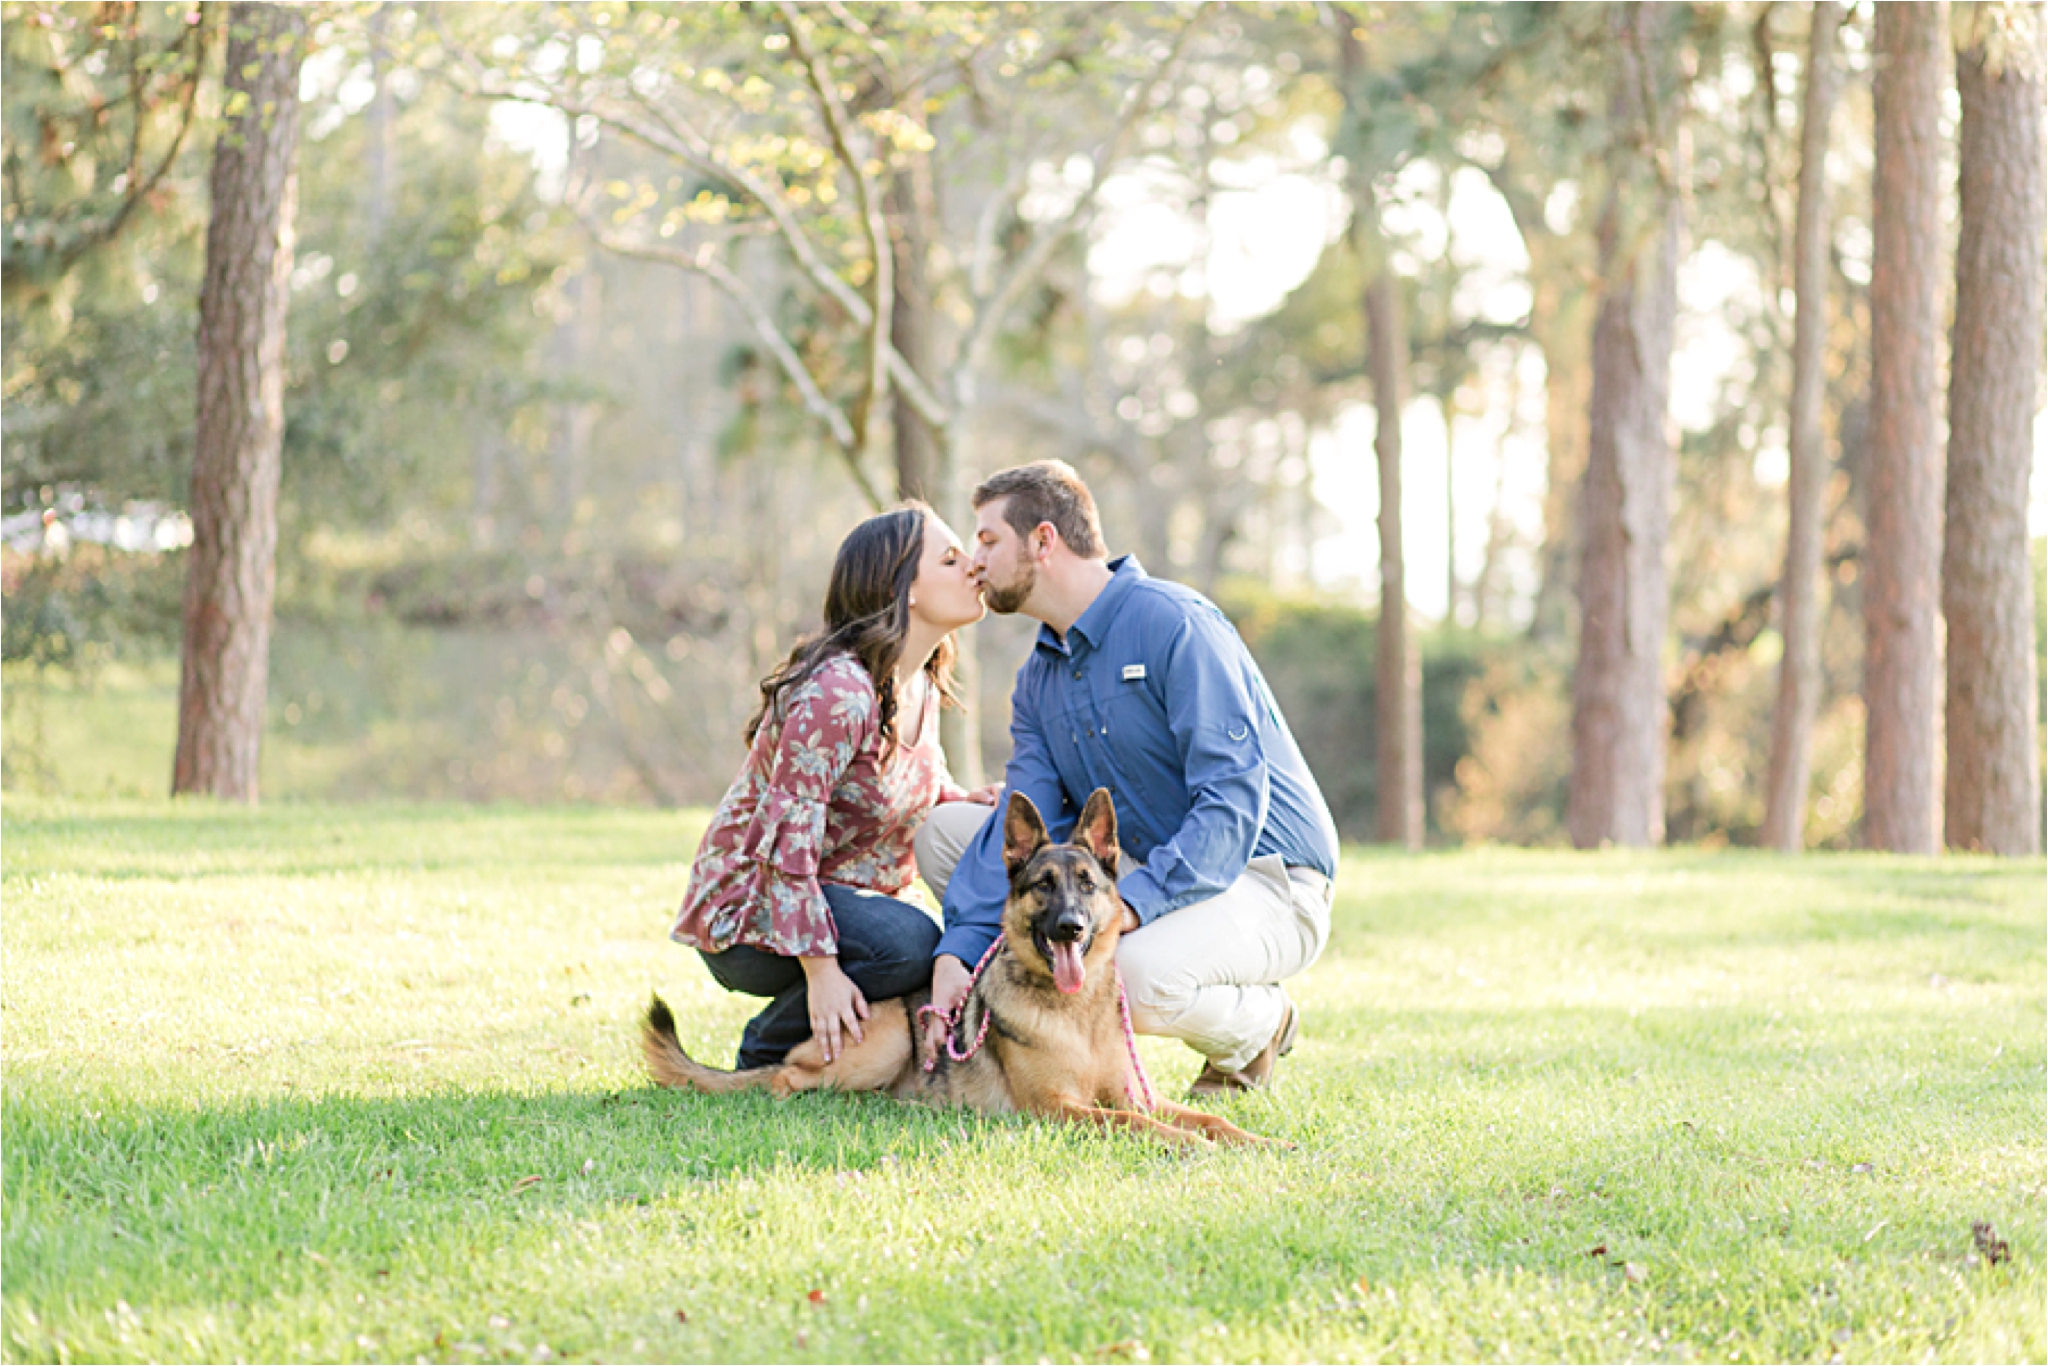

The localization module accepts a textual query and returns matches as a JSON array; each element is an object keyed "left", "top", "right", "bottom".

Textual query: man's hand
[
  {"left": 799, "top": 955, "right": 868, "bottom": 1064},
  {"left": 1119, "top": 899, "right": 1141, "bottom": 934},
  {"left": 925, "top": 953, "right": 973, "bottom": 1056}
]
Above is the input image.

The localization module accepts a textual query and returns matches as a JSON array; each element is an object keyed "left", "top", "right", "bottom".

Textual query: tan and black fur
[{"left": 641, "top": 789, "right": 1272, "bottom": 1147}]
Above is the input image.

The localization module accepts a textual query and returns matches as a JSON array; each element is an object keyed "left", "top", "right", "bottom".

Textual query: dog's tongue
[{"left": 1051, "top": 940, "right": 1086, "bottom": 995}]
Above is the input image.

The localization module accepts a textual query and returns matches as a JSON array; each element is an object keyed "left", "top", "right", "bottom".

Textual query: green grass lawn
[{"left": 2, "top": 798, "right": 2041, "bottom": 1364}]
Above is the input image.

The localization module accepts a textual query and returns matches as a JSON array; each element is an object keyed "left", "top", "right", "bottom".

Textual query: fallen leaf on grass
[
  {"left": 1850, "top": 1163, "right": 1873, "bottom": 1175},
  {"left": 1972, "top": 1222, "right": 2010, "bottom": 1265},
  {"left": 1584, "top": 1244, "right": 1608, "bottom": 1258},
  {"left": 510, "top": 1175, "right": 543, "bottom": 1194},
  {"left": 1623, "top": 1262, "right": 1648, "bottom": 1284},
  {"left": 807, "top": 1288, "right": 828, "bottom": 1305},
  {"left": 1354, "top": 1275, "right": 1371, "bottom": 1296},
  {"left": 1093, "top": 1341, "right": 1149, "bottom": 1359},
  {"left": 674, "top": 1310, "right": 688, "bottom": 1325}
]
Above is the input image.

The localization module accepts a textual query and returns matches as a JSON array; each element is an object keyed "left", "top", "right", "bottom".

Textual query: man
[{"left": 915, "top": 461, "right": 1339, "bottom": 1094}]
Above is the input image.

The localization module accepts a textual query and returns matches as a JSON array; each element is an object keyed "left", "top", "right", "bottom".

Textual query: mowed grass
[{"left": 2, "top": 798, "right": 2041, "bottom": 1365}]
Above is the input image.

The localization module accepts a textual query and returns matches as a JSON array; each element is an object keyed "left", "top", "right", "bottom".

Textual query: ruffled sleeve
[{"left": 737, "top": 658, "right": 876, "bottom": 956}]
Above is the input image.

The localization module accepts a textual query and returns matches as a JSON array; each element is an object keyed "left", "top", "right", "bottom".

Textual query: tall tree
[
  {"left": 1568, "top": 2, "right": 1684, "bottom": 849},
  {"left": 1334, "top": 11, "right": 1424, "bottom": 849},
  {"left": 1762, "top": 1, "right": 1844, "bottom": 852},
  {"left": 1368, "top": 264, "right": 1422, "bottom": 848},
  {"left": 1863, "top": 0, "right": 1948, "bottom": 853},
  {"left": 172, "top": 2, "right": 308, "bottom": 800},
  {"left": 1944, "top": 1, "right": 2044, "bottom": 855}
]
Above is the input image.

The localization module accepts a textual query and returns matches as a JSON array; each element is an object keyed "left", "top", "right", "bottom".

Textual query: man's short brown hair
[{"left": 971, "top": 460, "right": 1107, "bottom": 559}]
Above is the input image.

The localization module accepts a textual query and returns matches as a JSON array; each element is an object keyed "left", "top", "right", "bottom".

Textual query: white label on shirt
[{"left": 1122, "top": 664, "right": 1147, "bottom": 681}]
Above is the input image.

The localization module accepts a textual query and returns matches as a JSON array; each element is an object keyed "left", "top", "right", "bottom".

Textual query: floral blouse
[{"left": 671, "top": 653, "right": 968, "bottom": 958}]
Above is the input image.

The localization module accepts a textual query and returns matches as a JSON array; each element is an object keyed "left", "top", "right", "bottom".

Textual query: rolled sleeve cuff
[
  {"left": 1116, "top": 871, "right": 1169, "bottom": 926},
  {"left": 935, "top": 921, "right": 1000, "bottom": 967}
]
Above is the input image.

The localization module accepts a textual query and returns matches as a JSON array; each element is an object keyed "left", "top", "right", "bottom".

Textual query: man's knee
[
  {"left": 914, "top": 802, "right": 991, "bottom": 901},
  {"left": 1116, "top": 938, "right": 1196, "bottom": 1032}
]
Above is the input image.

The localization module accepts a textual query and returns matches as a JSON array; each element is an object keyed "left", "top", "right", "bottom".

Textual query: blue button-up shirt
[{"left": 936, "top": 556, "right": 1340, "bottom": 966}]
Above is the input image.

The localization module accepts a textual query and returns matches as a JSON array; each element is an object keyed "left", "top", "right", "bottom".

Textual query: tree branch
[
  {"left": 580, "top": 213, "right": 887, "bottom": 511},
  {"left": 960, "top": 4, "right": 1212, "bottom": 378},
  {"left": 594, "top": 86, "right": 951, "bottom": 430},
  {"left": 427, "top": 21, "right": 961, "bottom": 436},
  {"left": 776, "top": 0, "right": 893, "bottom": 465}
]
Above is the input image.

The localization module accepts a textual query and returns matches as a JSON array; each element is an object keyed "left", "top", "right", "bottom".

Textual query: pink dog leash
[{"left": 917, "top": 941, "right": 1158, "bottom": 1113}]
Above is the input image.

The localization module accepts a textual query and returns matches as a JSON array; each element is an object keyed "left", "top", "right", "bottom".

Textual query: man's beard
[{"left": 981, "top": 558, "right": 1036, "bottom": 615}]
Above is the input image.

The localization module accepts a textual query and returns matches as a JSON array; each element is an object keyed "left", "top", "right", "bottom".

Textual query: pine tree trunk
[
  {"left": 172, "top": 2, "right": 307, "bottom": 801},
  {"left": 1568, "top": 2, "right": 1681, "bottom": 850},
  {"left": 1944, "top": 11, "right": 2044, "bottom": 855},
  {"left": 1863, "top": 0, "right": 1948, "bottom": 854},
  {"left": 1762, "top": 0, "right": 1843, "bottom": 852},
  {"left": 1368, "top": 270, "right": 1423, "bottom": 848}
]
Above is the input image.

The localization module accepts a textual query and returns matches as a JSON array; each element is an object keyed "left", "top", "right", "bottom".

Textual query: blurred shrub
[
  {"left": 1440, "top": 650, "right": 1573, "bottom": 846},
  {"left": 0, "top": 545, "right": 186, "bottom": 671}
]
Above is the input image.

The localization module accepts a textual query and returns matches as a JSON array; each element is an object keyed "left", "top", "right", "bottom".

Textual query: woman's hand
[
  {"left": 924, "top": 953, "right": 974, "bottom": 1056},
  {"left": 799, "top": 955, "right": 869, "bottom": 1063},
  {"left": 963, "top": 783, "right": 1004, "bottom": 806}
]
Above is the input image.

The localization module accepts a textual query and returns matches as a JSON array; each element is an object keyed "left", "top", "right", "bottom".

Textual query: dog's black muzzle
[{"left": 1043, "top": 904, "right": 1089, "bottom": 944}]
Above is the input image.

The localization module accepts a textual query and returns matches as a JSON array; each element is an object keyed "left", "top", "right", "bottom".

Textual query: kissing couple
[{"left": 669, "top": 460, "right": 1339, "bottom": 1098}]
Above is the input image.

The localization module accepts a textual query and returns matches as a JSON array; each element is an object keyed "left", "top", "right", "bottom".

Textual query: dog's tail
[{"left": 640, "top": 994, "right": 781, "bottom": 1093}]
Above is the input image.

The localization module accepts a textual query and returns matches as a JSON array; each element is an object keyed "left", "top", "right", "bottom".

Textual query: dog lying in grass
[{"left": 641, "top": 789, "right": 1272, "bottom": 1148}]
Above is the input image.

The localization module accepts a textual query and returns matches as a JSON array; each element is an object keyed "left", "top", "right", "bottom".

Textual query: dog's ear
[
  {"left": 1003, "top": 791, "right": 1050, "bottom": 874},
  {"left": 1074, "top": 788, "right": 1119, "bottom": 874}
]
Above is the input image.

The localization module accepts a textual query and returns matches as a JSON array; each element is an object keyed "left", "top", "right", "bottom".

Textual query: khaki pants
[{"left": 914, "top": 803, "right": 1332, "bottom": 1072}]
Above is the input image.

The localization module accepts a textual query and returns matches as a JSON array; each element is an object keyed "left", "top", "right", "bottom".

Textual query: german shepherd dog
[{"left": 641, "top": 790, "right": 1272, "bottom": 1148}]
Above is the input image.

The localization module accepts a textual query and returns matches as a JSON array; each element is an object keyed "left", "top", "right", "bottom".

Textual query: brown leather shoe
[{"left": 1188, "top": 999, "right": 1299, "bottom": 1096}]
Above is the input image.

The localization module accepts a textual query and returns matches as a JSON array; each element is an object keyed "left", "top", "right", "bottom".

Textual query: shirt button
[{"left": 1073, "top": 670, "right": 1083, "bottom": 680}]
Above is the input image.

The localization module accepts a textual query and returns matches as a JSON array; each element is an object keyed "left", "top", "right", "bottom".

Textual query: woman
[{"left": 671, "top": 502, "right": 995, "bottom": 1069}]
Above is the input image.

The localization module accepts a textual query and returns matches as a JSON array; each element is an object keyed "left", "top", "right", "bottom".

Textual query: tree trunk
[
  {"left": 1762, "top": 0, "right": 1843, "bottom": 852},
  {"left": 1568, "top": 2, "right": 1681, "bottom": 850},
  {"left": 1442, "top": 390, "right": 1457, "bottom": 627},
  {"left": 1863, "top": 0, "right": 1948, "bottom": 854},
  {"left": 1944, "top": 9, "right": 2044, "bottom": 855},
  {"left": 1525, "top": 263, "right": 1597, "bottom": 646},
  {"left": 889, "top": 171, "right": 937, "bottom": 503},
  {"left": 1368, "top": 271, "right": 1423, "bottom": 848},
  {"left": 172, "top": 2, "right": 307, "bottom": 801},
  {"left": 1340, "top": 16, "right": 1423, "bottom": 848}
]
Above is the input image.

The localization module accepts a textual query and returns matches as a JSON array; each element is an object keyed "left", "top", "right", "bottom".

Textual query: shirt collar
[{"left": 1034, "top": 555, "right": 1145, "bottom": 659}]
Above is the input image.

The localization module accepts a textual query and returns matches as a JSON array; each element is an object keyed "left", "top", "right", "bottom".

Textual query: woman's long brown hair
[{"left": 745, "top": 502, "right": 960, "bottom": 762}]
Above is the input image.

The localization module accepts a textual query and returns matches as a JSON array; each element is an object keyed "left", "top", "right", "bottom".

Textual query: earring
[{"left": 909, "top": 596, "right": 917, "bottom": 607}]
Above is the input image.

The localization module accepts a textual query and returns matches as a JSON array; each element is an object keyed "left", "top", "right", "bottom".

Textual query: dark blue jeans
[{"left": 697, "top": 884, "right": 942, "bottom": 1069}]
